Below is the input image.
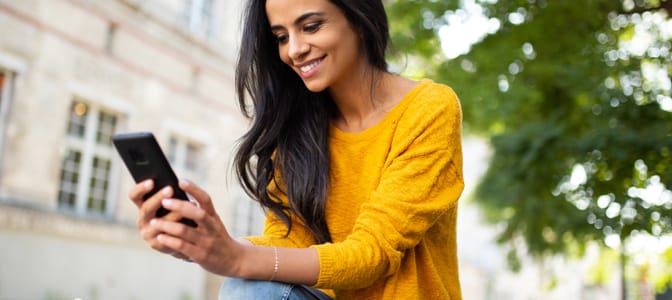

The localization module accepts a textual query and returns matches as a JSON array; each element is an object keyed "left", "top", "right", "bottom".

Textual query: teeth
[{"left": 300, "top": 59, "right": 321, "bottom": 73}]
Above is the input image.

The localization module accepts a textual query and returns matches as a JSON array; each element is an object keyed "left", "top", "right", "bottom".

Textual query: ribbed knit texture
[{"left": 246, "top": 80, "right": 464, "bottom": 299}]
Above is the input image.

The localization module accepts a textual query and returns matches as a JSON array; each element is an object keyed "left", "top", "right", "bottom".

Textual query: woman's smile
[{"left": 298, "top": 57, "right": 325, "bottom": 78}]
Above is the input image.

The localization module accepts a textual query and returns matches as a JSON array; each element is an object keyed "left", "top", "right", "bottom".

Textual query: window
[
  {"left": 184, "top": 0, "right": 215, "bottom": 38},
  {"left": 166, "top": 135, "right": 205, "bottom": 182},
  {"left": 232, "top": 193, "right": 265, "bottom": 237},
  {"left": 0, "top": 69, "right": 14, "bottom": 159},
  {"left": 57, "top": 100, "right": 119, "bottom": 216}
]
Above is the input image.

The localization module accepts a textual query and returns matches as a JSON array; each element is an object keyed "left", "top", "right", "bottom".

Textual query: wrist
[{"left": 230, "top": 239, "right": 255, "bottom": 278}]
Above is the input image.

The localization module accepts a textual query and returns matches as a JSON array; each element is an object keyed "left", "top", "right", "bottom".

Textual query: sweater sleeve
[
  {"left": 244, "top": 185, "right": 317, "bottom": 248},
  {"left": 243, "top": 210, "right": 317, "bottom": 248},
  {"left": 312, "top": 85, "right": 464, "bottom": 289}
]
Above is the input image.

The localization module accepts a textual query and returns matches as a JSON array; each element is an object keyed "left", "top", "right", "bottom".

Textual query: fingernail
[
  {"left": 144, "top": 180, "right": 152, "bottom": 188},
  {"left": 150, "top": 219, "right": 158, "bottom": 226},
  {"left": 162, "top": 199, "right": 173, "bottom": 207},
  {"left": 157, "top": 234, "right": 164, "bottom": 241},
  {"left": 162, "top": 186, "right": 171, "bottom": 196},
  {"left": 180, "top": 179, "right": 189, "bottom": 187}
]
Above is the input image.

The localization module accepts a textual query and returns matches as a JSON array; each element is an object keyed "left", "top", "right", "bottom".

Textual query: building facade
[{"left": 0, "top": 0, "right": 264, "bottom": 299}]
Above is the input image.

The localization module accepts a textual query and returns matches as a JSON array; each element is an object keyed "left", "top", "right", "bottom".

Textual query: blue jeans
[{"left": 219, "top": 278, "right": 333, "bottom": 300}]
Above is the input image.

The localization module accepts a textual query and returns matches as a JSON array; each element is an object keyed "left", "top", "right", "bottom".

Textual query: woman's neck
[{"left": 329, "top": 72, "right": 416, "bottom": 133}]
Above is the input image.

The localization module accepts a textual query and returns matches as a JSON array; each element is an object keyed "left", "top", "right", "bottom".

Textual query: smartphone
[{"left": 112, "top": 131, "right": 197, "bottom": 227}]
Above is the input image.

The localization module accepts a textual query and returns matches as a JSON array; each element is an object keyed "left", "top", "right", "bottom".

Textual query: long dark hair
[{"left": 234, "top": 0, "right": 390, "bottom": 244}]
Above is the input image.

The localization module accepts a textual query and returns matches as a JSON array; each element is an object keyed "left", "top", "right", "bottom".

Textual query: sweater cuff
[
  {"left": 242, "top": 236, "right": 271, "bottom": 246},
  {"left": 310, "top": 243, "right": 336, "bottom": 288}
]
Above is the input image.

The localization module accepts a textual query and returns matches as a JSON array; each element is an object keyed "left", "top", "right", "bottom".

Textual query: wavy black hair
[{"left": 234, "top": 0, "right": 390, "bottom": 244}]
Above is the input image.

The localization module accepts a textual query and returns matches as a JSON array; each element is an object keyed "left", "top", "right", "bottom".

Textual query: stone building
[{"left": 0, "top": 0, "right": 264, "bottom": 299}]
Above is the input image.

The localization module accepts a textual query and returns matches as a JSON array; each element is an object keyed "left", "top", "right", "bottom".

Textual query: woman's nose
[{"left": 288, "top": 35, "right": 309, "bottom": 62}]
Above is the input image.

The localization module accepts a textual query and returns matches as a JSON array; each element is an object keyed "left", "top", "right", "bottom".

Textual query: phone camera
[{"left": 128, "top": 149, "right": 149, "bottom": 165}]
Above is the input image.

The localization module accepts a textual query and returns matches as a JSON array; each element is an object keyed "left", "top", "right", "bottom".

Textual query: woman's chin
[{"left": 303, "top": 80, "right": 328, "bottom": 93}]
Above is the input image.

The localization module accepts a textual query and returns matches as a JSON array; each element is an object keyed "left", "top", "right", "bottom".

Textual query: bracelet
[{"left": 269, "top": 247, "right": 279, "bottom": 281}]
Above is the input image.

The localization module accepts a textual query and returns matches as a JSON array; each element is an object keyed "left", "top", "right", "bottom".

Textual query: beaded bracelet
[{"left": 269, "top": 247, "right": 279, "bottom": 281}]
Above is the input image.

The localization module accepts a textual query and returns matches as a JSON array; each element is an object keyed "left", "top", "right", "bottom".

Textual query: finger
[
  {"left": 140, "top": 217, "right": 194, "bottom": 258},
  {"left": 151, "top": 219, "right": 227, "bottom": 267},
  {"left": 179, "top": 180, "right": 216, "bottom": 214},
  {"left": 151, "top": 218, "right": 197, "bottom": 243},
  {"left": 171, "top": 252, "right": 191, "bottom": 261},
  {"left": 140, "top": 223, "right": 174, "bottom": 253},
  {"left": 161, "top": 199, "right": 206, "bottom": 223},
  {"left": 137, "top": 186, "right": 173, "bottom": 227},
  {"left": 156, "top": 233, "right": 205, "bottom": 262},
  {"left": 128, "top": 179, "right": 154, "bottom": 208},
  {"left": 160, "top": 209, "right": 190, "bottom": 223}
]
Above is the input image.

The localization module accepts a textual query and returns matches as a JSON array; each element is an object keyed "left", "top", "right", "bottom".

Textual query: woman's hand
[
  {"left": 128, "top": 179, "right": 244, "bottom": 276},
  {"left": 129, "top": 180, "right": 319, "bottom": 283},
  {"left": 128, "top": 180, "right": 188, "bottom": 257}
]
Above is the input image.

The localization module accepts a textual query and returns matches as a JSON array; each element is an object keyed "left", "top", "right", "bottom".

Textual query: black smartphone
[{"left": 112, "top": 131, "right": 197, "bottom": 227}]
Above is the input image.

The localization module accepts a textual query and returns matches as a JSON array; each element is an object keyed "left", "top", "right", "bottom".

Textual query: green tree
[{"left": 387, "top": 0, "right": 672, "bottom": 297}]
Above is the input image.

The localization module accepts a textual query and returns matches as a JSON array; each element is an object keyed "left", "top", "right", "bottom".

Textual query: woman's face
[{"left": 265, "top": 0, "right": 364, "bottom": 92}]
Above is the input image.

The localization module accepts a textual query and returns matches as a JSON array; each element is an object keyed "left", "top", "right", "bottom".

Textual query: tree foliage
[{"left": 386, "top": 0, "right": 672, "bottom": 283}]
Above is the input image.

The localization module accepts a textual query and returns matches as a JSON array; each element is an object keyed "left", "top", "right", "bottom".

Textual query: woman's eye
[
  {"left": 275, "top": 35, "right": 288, "bottom": 44},
  {"left": 304, "top": 22, "right": 322, "bottom": 33}
]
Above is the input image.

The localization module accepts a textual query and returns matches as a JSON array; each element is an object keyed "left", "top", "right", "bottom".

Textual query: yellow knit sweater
[{"left": 247, "top": 79, "right": 464, "bottom": 299}]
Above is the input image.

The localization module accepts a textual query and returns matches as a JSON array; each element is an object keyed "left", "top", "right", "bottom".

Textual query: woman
[{"left": 128, "top": 0, "right": 465, "bottom": 299}]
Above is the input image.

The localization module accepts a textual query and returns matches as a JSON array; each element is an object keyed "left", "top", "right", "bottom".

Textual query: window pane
[
  {"left": 67, "top": 101, "right": 88, "bottom": 138},
  {"left": 167, "top": 136, "right": 178, "bottom": 164},
  {"left": 185, "top": 142, "right": 201, "bottom": 171},
  {"left": 96, "top": 110, "right": 117, "bottom": 145},
  {"left": 185, "top": 0, "right": 214, "bottom": 37},
  {"left": 58, "top": 149, "right": 82, "bottom": 209},
  {"left": 200, "top": 0, "right": 213, "bottom": 36},
  {"left": 87, "top": 156, "right": 111, "bottom": 214}
]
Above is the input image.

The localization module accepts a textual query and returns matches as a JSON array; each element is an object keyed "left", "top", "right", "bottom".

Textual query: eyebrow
[{"left": 270, "top": 12, "right": 326, "bottom": 32}]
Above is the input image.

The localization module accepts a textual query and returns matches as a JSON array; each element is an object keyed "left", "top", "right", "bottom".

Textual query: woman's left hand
[{"left": 149, "top": 179, "right": 244, "bottom": 277}]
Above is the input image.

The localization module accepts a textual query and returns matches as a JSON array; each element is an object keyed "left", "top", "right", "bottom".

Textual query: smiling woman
[{"left": 126, "top": 0, "right": 465, "bottom": 299}]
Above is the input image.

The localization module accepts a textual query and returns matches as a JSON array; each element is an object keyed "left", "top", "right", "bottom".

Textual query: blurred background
[{"left": 0, "top": 0, "right": 670, "bottom": 299}]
